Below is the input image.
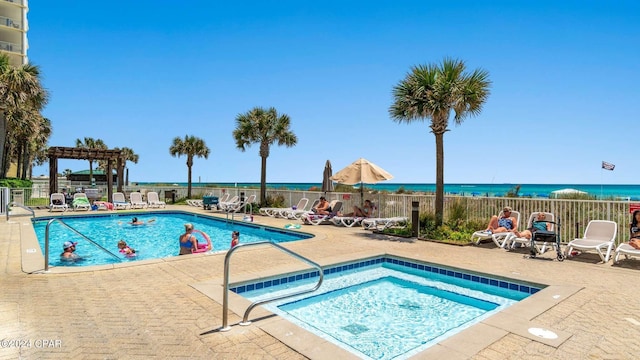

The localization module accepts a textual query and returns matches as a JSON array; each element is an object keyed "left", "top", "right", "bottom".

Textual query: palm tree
[
  {"left": 389, "top": 58, "right": 491, "bottom": 226},
  {"left": 75, "top": 137, "right": 107, "bottom": 186},
  {"left": 63, "top": 169, "right": 72, "bottom": 179},
  {"left": 0, "top": 55, "right": 48, "bottom": 178},
  {"left": 169, "top": 135, "right": 210, "bottom": 198},
  {"left": 233, "top": 107, "right": 297, "bottom": 205},
  {"left": 116, "top": 147, "right": 139, "bottom": 186}
]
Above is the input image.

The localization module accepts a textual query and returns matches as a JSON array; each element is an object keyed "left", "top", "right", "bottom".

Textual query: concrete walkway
[{"left": 1, "top": 205, "right": 640, "bottom": 359}]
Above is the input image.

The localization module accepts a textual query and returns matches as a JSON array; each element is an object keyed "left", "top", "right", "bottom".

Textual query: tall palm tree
[
  {"left": 0, "top": 55, "right": 48, "bottom": 178},
  {"left": 169, "top": 135, "right": 209, "bottom": 198},
  {"left": 75, "top": 137, "right": 107, "bottom": 186},
  {"left": 233, "top": 107, "right": 297, "bottom": 205},
  {"left": 389, "top": 58, "right": 491, "bottom": 226},
  {"left": 117, "top": 147, "right": 139, "bottom": 186}
]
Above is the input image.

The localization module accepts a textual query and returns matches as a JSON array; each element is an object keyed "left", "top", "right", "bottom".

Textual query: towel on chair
[
  {"left": 94, "top": 201, "right": 114, "bottom": 210},
  {"left": 72, "top": 197, "right": 90, "bottom": 207}
]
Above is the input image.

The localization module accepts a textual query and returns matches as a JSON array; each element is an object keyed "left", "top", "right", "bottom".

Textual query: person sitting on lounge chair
[
  {"left": 340, "top": 200, "right": 374, "bottom": 218},
  {"left": 514, "top": 212, "right": 551, "bottom": 239},
  {"left": 312, "top": 196, "right": 332, "bottom": 215},
  {"left": 628, "top": 210, "right": 640, "bottom": 250},
  {"left": 485, "top": 206, "right": 518, "bottom": 234}
]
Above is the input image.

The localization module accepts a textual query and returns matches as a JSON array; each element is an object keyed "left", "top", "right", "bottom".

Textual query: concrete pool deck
[{"left": 2, "top": 205, "right": 640, "bottom": 359}]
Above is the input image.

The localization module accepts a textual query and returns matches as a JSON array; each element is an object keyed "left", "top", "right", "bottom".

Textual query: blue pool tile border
[{"left": 231, "top": 256, "right": 543, "bottom": 295}]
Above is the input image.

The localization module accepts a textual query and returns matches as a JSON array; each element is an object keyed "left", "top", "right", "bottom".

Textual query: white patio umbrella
[{"left": 330, "top": 158, "right": 393, "bottom": 205}]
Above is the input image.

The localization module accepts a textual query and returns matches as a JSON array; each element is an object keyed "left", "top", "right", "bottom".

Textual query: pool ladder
[
  {"left": 220, "top": 240, "right": 324, "bottom": 331},
  {"left": 44, "top": 218, "right": 122, "bottom": 271}
]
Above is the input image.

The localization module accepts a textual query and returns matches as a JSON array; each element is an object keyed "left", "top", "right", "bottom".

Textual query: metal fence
[{"left": 9, "top": 185, "right": 636, "bottom": 245}]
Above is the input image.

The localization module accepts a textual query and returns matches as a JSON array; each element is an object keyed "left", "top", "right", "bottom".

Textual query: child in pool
[
  {"left": 117, "top": 240, "right": 136, "bottom": 256},
  {"left": 231, "top": 231, "right": 239, "bottom": 248}
]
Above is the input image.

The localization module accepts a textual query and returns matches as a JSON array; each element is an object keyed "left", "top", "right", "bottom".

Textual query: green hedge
[{"left": 0, "top": 178, "right": 33, "bottom": 188}]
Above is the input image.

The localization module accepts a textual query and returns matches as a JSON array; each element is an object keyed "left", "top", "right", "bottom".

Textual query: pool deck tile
[{"left": 3, "top": 205, "right": 640, "bottom": 359}]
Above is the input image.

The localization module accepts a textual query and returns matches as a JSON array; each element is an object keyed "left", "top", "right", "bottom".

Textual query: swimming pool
[
  {"left": 235, "top": 256, "right": 543, "bottom": 360},
  {"left": 32, "top": 211, "right": 312, "bottom": 267}
]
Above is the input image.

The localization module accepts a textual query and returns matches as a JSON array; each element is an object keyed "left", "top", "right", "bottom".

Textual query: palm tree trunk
[
  {"left": 435, "top": 132, "right": 445, "bottom": 226},
  {"left": 260, "top": 155, "right": 267, "bottom": 206},
  {"left": 21, "top": 146, "right": 29, "bottom": 179},
  {"left": 187, "top": 161, "right": 193, "bottom": 198},
  {"left": 89, "top": 160, "right": 93, "bottom": 187},
  {"left": 0, "top": 112, "right": 6, "bottom": 179}
]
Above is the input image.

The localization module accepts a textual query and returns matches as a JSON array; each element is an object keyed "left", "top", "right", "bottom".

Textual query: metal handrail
[
  {"left": 44, "top": 218, "right": 122, "bottom": 271},
  {"left": 6, "top": 201, "right": 34, "bottom": 220},
  {"left": 220, "top": 241, "right": 324, "bottom": 331}
]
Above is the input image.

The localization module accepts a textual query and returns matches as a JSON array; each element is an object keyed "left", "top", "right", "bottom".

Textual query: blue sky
[{"left": 29, "top": 1, "right": 639, "bottom": 185}]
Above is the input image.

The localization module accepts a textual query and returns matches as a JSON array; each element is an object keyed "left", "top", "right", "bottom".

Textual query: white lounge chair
[
  {"left": 49, "top": 193, "right": 68, "bottom": 212},
  {"left": 218, "top": 195, "right": 239, "bottom": 211},
  {"left": 260, "top": 198, "right": 309, "bottom": 218},
  {"left": 129, "top": 192, "right": 147, "bottom": 209},
  {"left": 614, "top": 243, "right": 640, "bottom": 263},
  {"left": 146, "top": 191, "right": 166, "bottom": 208},
  {"left": 288, "top": 199, "right": 320, "bottom": 220},
  {"left": 112, "top": 192, "right": 131, "bottom": 210},
  {"left": 72, "top": 193, "right": 91, "bottom": 211},
  {"left": 566, "top": 220, "right": 618, "bottom": 263},
  {"left": 361, "top": 216, "right": 408, "bottom": 231},
  {"left": 301, "top": 201, "right": 343, "bottom": 225},
  {"left": 332, "top": 203, "right": 378, "bottom": 227},
  {"left": 470, "top": 210, "right": 521, "bottom": 248},
  {"left": 224, "top": 194, "right": 256, "bottom": 214}
]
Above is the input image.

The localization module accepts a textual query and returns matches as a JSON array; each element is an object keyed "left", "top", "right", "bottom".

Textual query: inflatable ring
[
  {"left": 284, "top": 223, "right": 301, "bottom": 229},
  {"left": 192, "top": 229, "right": 212, "bottom": 253}
]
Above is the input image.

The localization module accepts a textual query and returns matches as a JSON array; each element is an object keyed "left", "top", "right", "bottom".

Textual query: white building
[{"left": 0, "top": 0, "right": 27, "bottom": 66}]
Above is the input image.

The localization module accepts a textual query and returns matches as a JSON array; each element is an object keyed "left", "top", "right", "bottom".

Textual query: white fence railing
[{"left": 8, "top": 185, "right": 636, "bottom": 245}]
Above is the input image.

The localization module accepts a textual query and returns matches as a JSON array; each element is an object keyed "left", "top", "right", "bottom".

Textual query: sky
[{"left": 28, "top": 0, "right": 639, "bottom": 185}]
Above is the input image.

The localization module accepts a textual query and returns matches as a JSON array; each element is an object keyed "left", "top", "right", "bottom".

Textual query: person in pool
[
  {"left": 231, "top": 231, "right": 240, "bottom": 248},
  {"left": 117, "top": 240, "right": 136, "bottom": 256},
  {"left": 179, "top": 223, "right": 197, "bottom": 255},
  {"left": 60, "top": 241, "right": 80, "bottom": 261},
  {"left": 130, "top": 217, "right": 145, "bottom": 225}
]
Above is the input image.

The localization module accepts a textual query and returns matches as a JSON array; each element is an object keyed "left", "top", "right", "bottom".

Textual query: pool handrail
[
  {"left": 6, "top": 201, "right": 35, "bottom": 221},
  {"left": 220, "top": 240, "right": 324, "bottom": 331},
  {"left": 44, "top": 218, "right": 122, "bottom": 271}
]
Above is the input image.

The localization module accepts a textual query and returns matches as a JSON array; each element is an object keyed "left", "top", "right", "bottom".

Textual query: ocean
[{"left": 136, "top": 182, "right": 640, "bottom": 200}]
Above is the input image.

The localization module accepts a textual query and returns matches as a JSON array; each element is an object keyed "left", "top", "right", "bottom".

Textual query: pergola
[{"left": 47, "top": 146, "right": 125, "bottom": 202}]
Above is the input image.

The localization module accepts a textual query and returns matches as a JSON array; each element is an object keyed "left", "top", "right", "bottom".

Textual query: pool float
[
  {"left": 192, "top": 229, "right": 212, "bottom": 253},
  {"left": 284, "top": 223, "right": 301, "bottom": 229}
]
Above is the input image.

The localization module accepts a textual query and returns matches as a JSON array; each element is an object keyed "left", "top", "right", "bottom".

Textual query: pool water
[
  {"left": 238, "top": 257, "right": 540, "bottom": 360},
  {"left": 32, "top": 211, "right": 311, "bottom": 267}
]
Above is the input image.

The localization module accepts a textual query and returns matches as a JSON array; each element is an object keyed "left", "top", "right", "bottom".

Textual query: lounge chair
[
  {"left": 566, "top": 220, "right": 618, "bottom": 263},
  {"left": 218, "top": 195, "right": 239, "bottom": 211},
  {"left": 507, "top": 212, "right": 556, "bottom": 251},
  {"left": 49, "top": 193, "right": 68, "bottom": 212},
  {"left": 287, "top": 199, "right": 320, "bottom": 220},
  {"left": 72, "top": 193, "right": 91, "bottom": 211},
  {"left": 260, "top": 198, "right": 309, "bottom": 218},
  {"left": 224, "top": 194, "right": 256, "bottom": 214},
  {"left": 471, "top": 210, "right": 521, "bottom": 248},
  {"left": 361, "top": 216, "right": 408, "bottom": 231},
  {"left": 301, "top": 201, "right": 343, "bottom": 225},
  {"left": 613, "top": 242, "right": 640, "bottom": 263},
  {"left": 146, "top": 191, "right": 166, "bottom": 208},
  {"left": 129, "top": 192, "right": 147, "bottom": 209},
  {"left": 112, "top": 192, "right": 131, "bottom": 210},
  {"left": 332, "top": 203, "right": 378, "bottom": 227}
]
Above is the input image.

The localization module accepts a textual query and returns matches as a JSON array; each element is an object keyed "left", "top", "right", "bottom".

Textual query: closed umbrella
[
  {"left": 330, "top": 158, "right": 393, "bottom": 206},
  {"left": 322, "top": 160, "right": 334, "bottom": 195}
]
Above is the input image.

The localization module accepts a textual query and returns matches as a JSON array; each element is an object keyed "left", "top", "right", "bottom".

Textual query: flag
[{"left": 602, "top": 161, "right": 615, "bottom": 171}]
